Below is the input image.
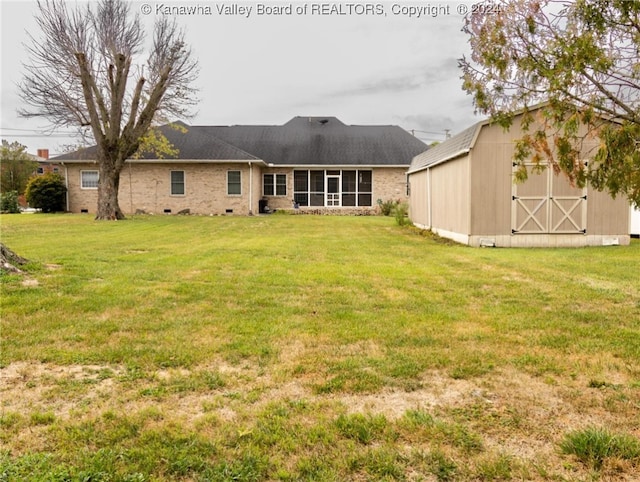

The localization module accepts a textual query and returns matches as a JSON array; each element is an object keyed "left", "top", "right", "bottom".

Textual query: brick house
[
  {"left": 54, "top": 117, "right": 427, "bottom": 215},
  {"left": 33, "top": 149, "right": 61, "bottom": 175}
]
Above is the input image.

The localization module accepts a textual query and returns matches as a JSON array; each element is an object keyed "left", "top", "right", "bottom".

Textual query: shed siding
[
  {"left": 430, "top": 156, "right": 470, "bottom": 235},
  {"left": 469, "top": 125, "right": 514, "bottom": 235},
  {"left": 408, "top": 169, "right": 430, "bottom": 228},
  {"left": 468, "top": 121, "right": 628, "bottom": 241},
  {"left": 586, "top": 187, "right": 630, "bottom": 235}
]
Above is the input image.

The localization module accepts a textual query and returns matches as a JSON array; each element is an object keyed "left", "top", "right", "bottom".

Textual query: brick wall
[
  {"left": 65, "top": 162, "right": 257, "bottom": 215},
  {"left": 64, "top": 163, "right": 409, "bottom": 215}
]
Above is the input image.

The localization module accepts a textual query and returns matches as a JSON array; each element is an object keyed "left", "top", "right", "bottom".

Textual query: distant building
[{"left": 33, "top": 149, "right": 61, "bottom": 175}]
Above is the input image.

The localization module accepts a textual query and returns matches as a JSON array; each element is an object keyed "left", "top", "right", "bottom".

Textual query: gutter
[{"left": 248, "top": 161, "right": 253, "bottom": 215}]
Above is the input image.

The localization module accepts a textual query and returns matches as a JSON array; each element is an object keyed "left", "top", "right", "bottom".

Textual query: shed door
[{"left": 512, "top": 163, "right": 586, "bottom": 234}]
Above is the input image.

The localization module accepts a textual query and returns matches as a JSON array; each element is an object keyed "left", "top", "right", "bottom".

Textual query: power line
[
  {"left": 0, "top": 127, "right": 79, "bottom": 135},
  {"left": 0, "top": 133, "right": 77, "bottom": 138},
  {"left": 410, "top": 129, "right": 452, "bottom": 140}
]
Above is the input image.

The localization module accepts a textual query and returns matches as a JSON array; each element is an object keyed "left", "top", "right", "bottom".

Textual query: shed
[
  {"left": 631, "top": 207, "right": 640, "bottom": 238},
  {"left": 407, "top": 112, "right": 631, "bottom": 247}
]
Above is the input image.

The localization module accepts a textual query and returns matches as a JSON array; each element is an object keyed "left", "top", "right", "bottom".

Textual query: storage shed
[
  {"left": 407, "top": 112, "right": 631, "bottom": 247},
  {"left": 631, "top": 207, "right": 640, "bottom": 238}
]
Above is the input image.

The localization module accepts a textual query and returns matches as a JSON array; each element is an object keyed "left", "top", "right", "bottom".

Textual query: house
[
  {"left": 53, "top": 117, "right": 428, "bottom": 215},
  {"left": 33, "top": 149, "right": 61, "bottom": 175},
  {"left": 407, "top": 112, "right": 631, "bottom": 247}
]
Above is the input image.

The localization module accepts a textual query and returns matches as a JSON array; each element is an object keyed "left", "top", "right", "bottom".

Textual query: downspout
[
  {"left": 128, "top": 161, "right": 133, "bottom": 214},
  {"left": 62, "top": 162, "right": 69, "bottom": 212},
  {"left": 248, "top": 162, "right": 253, "bottom": 215},
  {"left": 427, "top": 167, "right": 432, "bottom": 228}
]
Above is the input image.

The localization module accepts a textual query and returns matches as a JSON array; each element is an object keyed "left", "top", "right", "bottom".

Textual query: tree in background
[
  {"left": 0, "top": 140, "right": 38, "bottom": 195},
  {"left": 19, "top": 0, "right": 198, "bottom": 219},
  {"left": 460, "top": 0, "right": 639, "bottom": 207}
]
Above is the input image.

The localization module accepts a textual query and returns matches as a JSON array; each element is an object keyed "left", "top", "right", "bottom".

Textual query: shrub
[
  {"left": 25, "top": 173, "right": 67, "bottom": 213},
  {"left": 1, "top": 190, "right": 20, "bottom": 213},
  {"left": 377, "top": 198, "right": 397, "bottom": 216},
  {"left": 394, "top": 202, "right": 410, "bottom": 226}
]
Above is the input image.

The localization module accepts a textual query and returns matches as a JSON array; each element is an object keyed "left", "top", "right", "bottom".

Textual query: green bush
[
  {"left": 377, "top": 198, "right": 397, "bottom": 216},
  {"left": 25, "top": 173, "right": 67, "bottom": 213},
  {"left": 394, "top": 202, "right": 410, "bottom": 226},
  {"left": 0, "top": 190, "right": 20, "bottom": 213}
]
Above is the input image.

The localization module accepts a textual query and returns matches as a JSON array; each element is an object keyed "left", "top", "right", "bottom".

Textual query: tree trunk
[
  {"left": 0, "top": 243, "right": 28, "bottom": 273},
  {"left": 95, "top": 156, "right": 125, "bottom": 220}
]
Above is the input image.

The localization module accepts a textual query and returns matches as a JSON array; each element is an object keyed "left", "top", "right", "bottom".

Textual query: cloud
[{"left": 330, "top": 58, "right": 462, "bottom": 98}]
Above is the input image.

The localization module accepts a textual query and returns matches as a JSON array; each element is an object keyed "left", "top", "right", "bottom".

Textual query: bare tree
[{"left": 19, "top": 0, "right": 199, "bottom": 219}]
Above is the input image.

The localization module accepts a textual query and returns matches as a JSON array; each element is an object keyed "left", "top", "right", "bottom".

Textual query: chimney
[{"left": 37, "top": 149, "right": 49, "bottom": 160}]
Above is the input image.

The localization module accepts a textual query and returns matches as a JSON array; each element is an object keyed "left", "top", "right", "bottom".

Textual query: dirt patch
[
  {"left": 3, "top": 360, "right": 638, "bottom": 476},
  {"left": 336, "top": 374, "right": 474, "bottom": 418}
]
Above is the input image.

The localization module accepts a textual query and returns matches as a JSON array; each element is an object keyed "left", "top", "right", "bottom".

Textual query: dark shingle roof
[
  {"left": 408, "top": 122, "right": 482, "bottom": 174},
  {"left": 53, "top": 122, "right": 259, "bottom": 161},
  {"left": 53, "top": 117, "right": 428, "bottom": 166}
]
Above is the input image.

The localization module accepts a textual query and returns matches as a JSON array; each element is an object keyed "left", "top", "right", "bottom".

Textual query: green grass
[
  {"left": 560, "top": 427, "right": 640, "bottom": 470},
  {"left": 1, "top": 213, "right": 639, "bottom": 480}
]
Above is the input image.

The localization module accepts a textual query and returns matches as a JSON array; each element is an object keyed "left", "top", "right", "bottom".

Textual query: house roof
[
  {"left": 52, "top": 117, "right": 428, "bottom": 166},
  {"left": 53, "top": 122, "right": 260, "bottom": 162},
  {"left": 407, "top": 122, "right": 483, "bottom": 174}
]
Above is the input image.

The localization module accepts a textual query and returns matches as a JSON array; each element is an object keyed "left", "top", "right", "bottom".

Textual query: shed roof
[
  {"left": 53, "top": 117, "right": 428, "bottom": 166},
  {"left": 407, "top": 122, "right": 483, "bottom": 174}
]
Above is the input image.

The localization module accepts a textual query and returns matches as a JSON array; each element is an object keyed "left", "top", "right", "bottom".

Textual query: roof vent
[{"left": 318, "top": 119, "right": 329, "bottom": 125}]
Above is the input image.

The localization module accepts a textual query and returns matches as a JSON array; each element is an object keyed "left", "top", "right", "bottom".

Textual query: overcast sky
[{"left": 1, "top": 0, "right": 481, "bottom": 156}]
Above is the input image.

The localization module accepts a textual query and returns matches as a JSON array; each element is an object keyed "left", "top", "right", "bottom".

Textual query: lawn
[{"left": 1, "top": 213, "right": 639, "bottom": 481}]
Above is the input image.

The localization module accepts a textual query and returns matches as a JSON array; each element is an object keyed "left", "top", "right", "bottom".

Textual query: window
[
  {"left": 309, "top": 170, "right": 324, "bottom": 206},
  {"left": 170, "top": 170, "right": 185, "bottom": 195},
  {"left": 81, "top": 170, "right": 99, "bottom": 189},
  {"left": 342, "top": 171, "right": 357, "bottom": 206},
  {"left": 294, "top": 171, "right": 309, "bottom": 206},
  {"left": 263, "top": 173, "right": 287, "bottom": 196},
  {"left": 276, "top": 174, "right": 286, "bottom": 196},
  {"left": 293, "top": 169, "right": 372, "bottom": 207},
  {"left": 227, "top": 170, "right": 241, "bottom": 195},
  {"left": 357, "top": 170, "right": 372, "bottom": 207}
]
